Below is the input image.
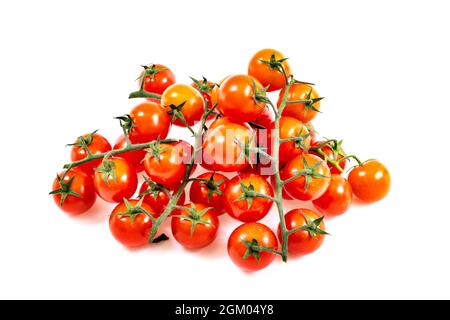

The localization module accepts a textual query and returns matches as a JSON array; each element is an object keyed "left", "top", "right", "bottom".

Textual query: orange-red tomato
[
  {"left": 128, "top": 102, "right": 171, "bottom": 144},
  {"left": 313, "top": 174, "right": 352, "bottom": 217},
  {"left": 161, "top": 83, "right": 205, "bottom": 126},
  {"left": 279, "top": 116, "right": 311, "bottom": 165},
  {"left": 189, "top": 172, "right": 229, "bottom": 215},
  {"left": 113, "top": 135, "right": 146, "bottom": 172},
  {"left": 138, "top": 180, "right": 185, "bottom": 217},
  {"left": 93, "top": 157, "right": 138, "bottom": 203},
  {"left": 70, "top": 132, "right": 111, "bottom": 176},
  {"left": 248, "top": 48, "right": 291, "bottom": 92},
  {"left": 139, "top": 64, "right": 176, "bottom": 95},
  {"left": 51, "top": 169, "right": 96, "bottom": 215},
  {"left": 217, "top": 74, "right": 265, "bottom": 123},
  {"left": 348, "top": 160, "right": 390, "bottom": 203},
  {"left": 278, "top": 83, "right": 321, "bottom": 123}
]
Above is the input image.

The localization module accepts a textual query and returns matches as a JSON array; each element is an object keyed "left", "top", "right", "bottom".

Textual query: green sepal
[{"left": 49, "top": 173, "right": 81, "bottom": 206}]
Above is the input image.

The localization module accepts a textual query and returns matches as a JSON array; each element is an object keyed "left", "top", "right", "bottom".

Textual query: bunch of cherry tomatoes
[{"left": 51, "top": 49, "right": 390, "bottom": 271}]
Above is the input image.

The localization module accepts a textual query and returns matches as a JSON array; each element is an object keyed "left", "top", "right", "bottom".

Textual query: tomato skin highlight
[
  {"left": 138, "top": 181, "right": 185, "bottom": 217},
  {"left": 52, "top": 169, "right": 97, "bottom": 215},
  {"left": 348, "top": 160, "right": 390, "bottom": 203},
  {"left": 281, "top": 154, "right": 331, "bottom": 201},
  {"left": 128, "top": 102, "right": 171, "bottom": 144},
  {"left": 278, "top": 209, "right": 325, "bottom": 255},
  {"left": 113, "top": 135, "right": 146, "bottom": 172},
  {"left": 189, "top": 172, "right": 228, "bottom": 215},
  {"left": 313, "top": 174, "right": 352, "bottom": 217},
  {"left": 161, "top": 83, "right": 205, "bottom": 126},
  {"left": 93, "top": 157, "right": 138, "bottom": 203},
  {"left": 223, "top": 173, "right": 274, "bottom": 222},
  {"left": 139, "top": 64, "right": 176, "bottom": 95},
  {"left": 278, "top": 83, "right": 321, "bottom": 123},
  {"left": 228, "top": 223, "right": 278, "bottom": 271},
  {"left": 109, "top": 199, "right": 156, "bottom": 247},
  {"left": 171, "top": 203, "right": 219, "bottom": 249},
  {"left": 248, "top": 48, "right": 291, "bottom": 92},
  {"left": 70, "top": 132, "right": 112, "bottom": 176},
  {"left": 217, "top": 74, "right": 265, "bottom": 123}
]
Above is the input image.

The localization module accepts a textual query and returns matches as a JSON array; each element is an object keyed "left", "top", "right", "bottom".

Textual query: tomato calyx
[
  {"left": 112, "top": 198, "right": 156, "bottom": 224},
  {"left": 140, "top": 64, "right": 169, "bottom": 80},
  {"left": 259, "top": 53, "right": 289, "bottom": 80},
  {"left": 114, "top": 114, "right": 134, "bottom": 138},
  {"left": 289, "top": 211, "right": 329, "bottom": 240},
  {"left": 49, "top": 173, "right": 81, "bottom": 206},
  {"left": 284, "top": 155, "right": 330, "bottom": 191},
  {"left": 67, "top": 129, "right": 99, "bottom": 153},
  {"left": 129, "top": 65, "right": 165, "bottom": 100},
  {"left": 303, "top": 90, "right": 324, "bottom": 114},
  {"left": 174, "top": 203, "right": 213, "bottom": 236},
  {"left": 165, "top": 101, "right": 195, "bottom": 132},
  {"left": 190, "top": 76, "right": 216, "bottom": 95},
  {"left": 191, "top": 172, "right": 225, "bottom": 202},
  {"left": 139, "top": 176, "right": 170, "bottom": 200},
  {"left": 241, "top": 238, "right": 281, "bottom": 262},
  {"left": 281, "top": 129, "right": 311, "bottom": 152},
  {"left": 95, "top": 158, "right": 117, "bottom": 185},
  {"left": 252, "top": 79, "right": 270, "bottom": 106},
  {"left": 144, "top": 138, "right": 168, "bottom": 162},
  {"left": 234, "top": 180, "right": 275, "bottom": 209}
]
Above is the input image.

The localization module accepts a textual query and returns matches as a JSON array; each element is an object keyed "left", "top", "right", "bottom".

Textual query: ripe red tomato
[
  {"left": 171, "top": 203, "right": 220, "bottom": 249},
  {"left": 51, "top": 169, "right": 96, "bottom": 215},
  {"left": 252, "top": 105, "right": 274, "bottom": 129},
  {"left": 281, "top": 154, "right": 330, "bottom": 201},
  {"left": 348, "top": 160, "right": 390, "bottom": 203},
  {"left": 138, "top": 179, "right": 185, "bottom": 217},
  {"left": 313, "top": 174, "right": 352, "bottom": 217},
  {"left": 70, "top": 131, "right": 112, "bottom": 175},
  {"left": 223, "top": 173, "right": 274, "bottom": 222},
  {"left": 109, "top": 199, "right": 156, "bottom": 247},
  {"left": 202, "top": 117, "right": 255, "bottom": 172},
  {"left": 217, "top": 74, "right": 266, "bottom": 123},
  {"left": 143, "top": 140, "right": 195, "bottom": 187},
  {"left": 113, "top": 135, "right": 146, "bottom": 172},
  {"left": 278, "top": 83, "right": 322, "bottom": 123},
  {"left": 189, "top": 172, "right": 228, "bottom": 215},
  {"left": 248, "top": 48, "right": 291, "bottom": 92},
  {"left": 128, "top": 102, "right": 171, "bottom": 144},
  {"left": 279, "top": 116, "right": 311, "bottom": 165},
  {"left": 228, "top": 222, "right": 278, "bottom": 271},
  {"left": 278, "top": 209, "right": 327, "bottom": 256},
  {"left": 310, "top": 141, "right": 347, "bottom": 174},
  {"left": 161, "top": 83, "right": 205, "bottom": 126},
  {"left": 94, "top": 157, "right": 138, "bottom": 203},
  {"left": 139, "top": 64, "right": 176, "bottom": 95}
]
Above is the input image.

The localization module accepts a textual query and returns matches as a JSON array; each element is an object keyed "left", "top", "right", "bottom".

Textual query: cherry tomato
[
  {"left": 278, "top": 209, "right": 326, "bottom": 256},
  {"left": 70, "top": 131, "right": 112, "bottom": 176},
  {"left": 278, "top": 83, "right": 322, "bottom": 123},
  {"left": 210, "top": 75, "right": 230, "bottom": 109},
  {"left": 310, "top": 141, "right": 347, "bottom": 174},
  {"left": 139, "top": 64, "right": 176, "bottom": 95},
  {"left": 191, "top": 77, "right": 216, "bottom": 109},
  {"left": 202, "top": 117, "right": 255, "bottom": 172},
  {"left": 248, "top": 49, "right": 291, "bottom": 92},
  {"left": 223, "top": 173, "right": 274, "bottom": 222},
  {"left": 228, "top": 222, "right": 278, "bottom": 272},
  {"left": 218, "top": 74, "right": 265, "bottom": 123},
  {"left": 313, "top": 174, "right": 352, "bottom": 217},
  {"left": 189, "top": 172, "right": 228, "bottom": 215},
  {"left": 143, "top": 140, "right": 195, "bottom": 187},
  {"left": 94, "top": 157, "right": 138, "bottom": 203},
  {"left": 138, "top": 178, "right": 185, "bottom": 217},
  {"left": 109, "top": 199, "right": 156, "bottom": 247},
  {"left": 281, "top": 154, "right": 330, "bottom": 201},
  {"left": 348, "top": 160, "right": 390, "bottom": 203},
  {"left": 171, "top": 203, "right": 219, "bottom": 249},
  {"left": 51, "top": 169, "right": 96, "bottom": 215},
  {"left": 113, "top": 135, "right": 146, "bottom": 172},
  {"left": 161, "top": 83, "right": 205, "bottom": 126},
  {"left": 252, "top": 106, "right": 274, "bottom": 129},
  {"left": 279, "top": 116, "right": 311, "bottom": 165},
  {"left": 128, "top": 102, "right": 171, "bottom": 144},
  {"left": 270, "top": 174, "right": 293, "bottom": 200}
]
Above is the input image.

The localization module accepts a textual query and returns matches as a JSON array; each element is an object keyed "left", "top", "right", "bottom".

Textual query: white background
[{"left": 1, "top": 0, "right": 449, "bottom": 299}]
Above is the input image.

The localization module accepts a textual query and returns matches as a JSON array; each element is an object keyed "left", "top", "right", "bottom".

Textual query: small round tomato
[
  {"left": 51, "top": 169, "right": 96, "bottom": 215},
  {"left": 278, "top": 209, "right": 326, "bottom": 256},
  {"left": 310, "top": 141, "right": 347, "bottom": 174},
  {"left": 279, "top": 116, "right": 311, "bottom": 165},
  {"left": 223, "top": 173, "right": 274, "bottom": 222},
  {"left": 189, "top": 172, "right": 228, "bottom": 215},
  {"left": 248, "top": 48, "right": 291, "bottom": 92},
  {"left": 348, "top": 160, "right": 390, "bottom": 203},
  {"left": 113, "top": 135, "right": 146, "bottom": 172},
  {"left": 70, "top": 131, "right": 112, "bottom": 175},
  {"left": 143, "top": 140, "right": 194, "bottom": 187},
  {"left": 228, "top": 222, "right": 278, "bottom": 272},
  {"left": 218, "top": 74, "right": 265, "bottom": 123},
  {"left": 109, "top": 199, "right": 156, "bottom": 247},
  {"left": 313, "top": 174, "right": 352, "bottom": 217},
  {"left": 138, "top": 178, "right": 185, "bottom": 217},
  {"left": 281, "top": 154, "right": 330, "bottom": 201},
  {"left": 270, "top": 174, "right": 293, "bottom": 200},
  {"left": 94, "top": 157, "right": 138, "bottom": 203},
  {"left": 161, "top": 83, "right": 205, "bottom": 126},
  {"left": 139, "top": 64, "right": 176, "bottom": 95},
  {"left": 202, "top": 117, "right": 255, "bottom": 172},
  {"left": 171, "top": 203, "right": 219, "bottom": 249},
  {"left": 128, "top": 102, "right": 171, "bottom": 144},
  {"left": 278, "top": 83, "right": 322, "bottom": 123},
  {"left": 191, "top": 77, "right": 216, "bottom": 109}
]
